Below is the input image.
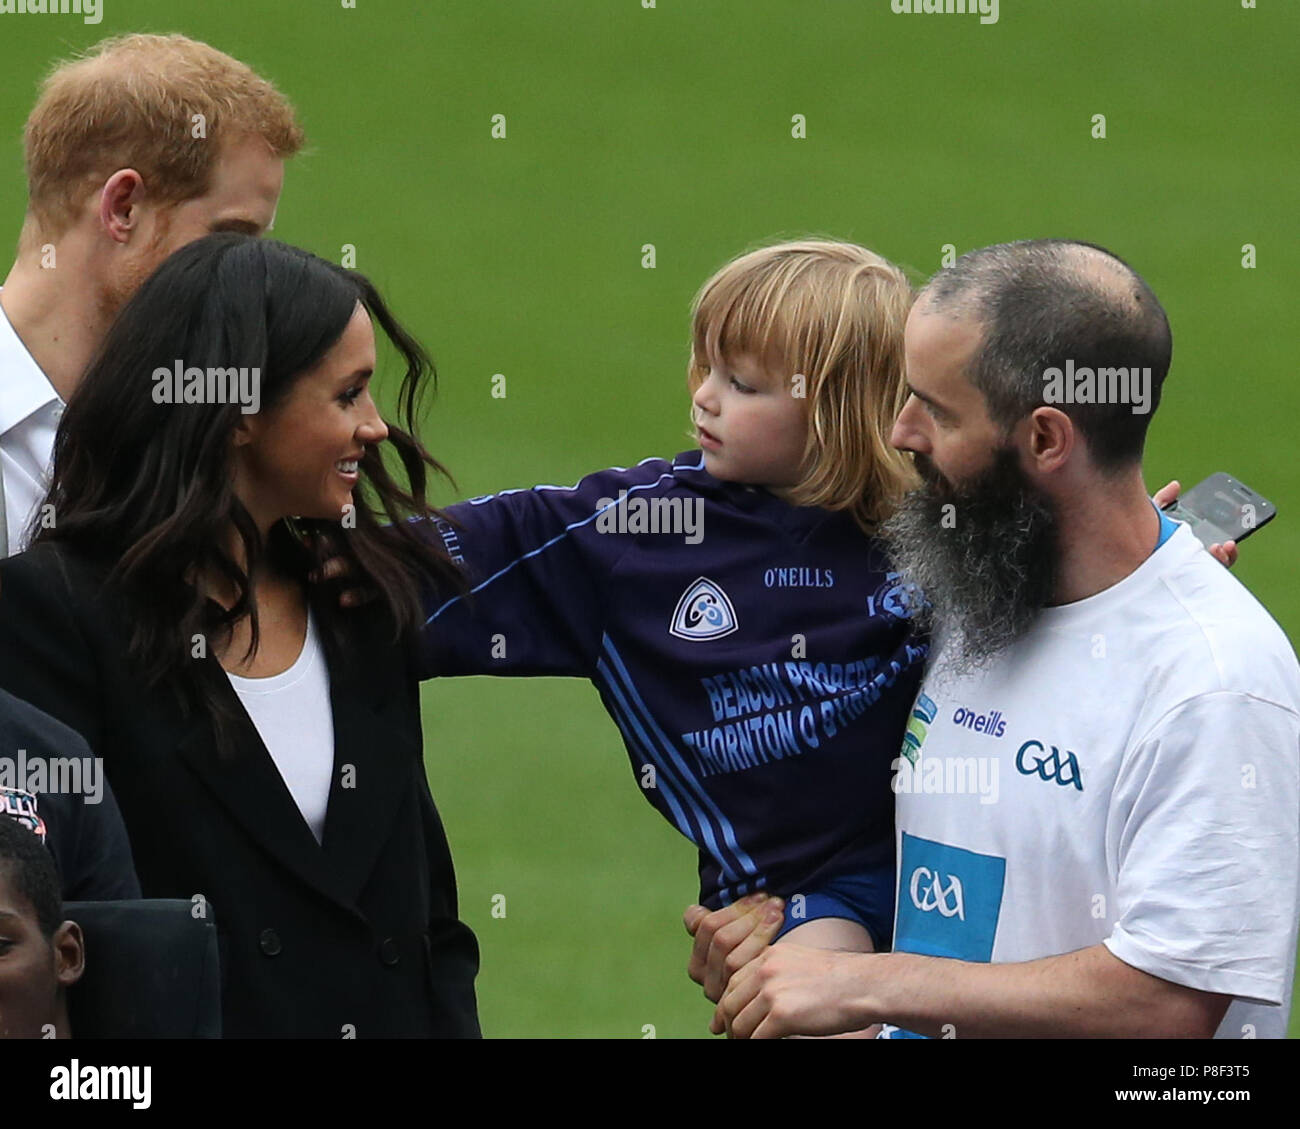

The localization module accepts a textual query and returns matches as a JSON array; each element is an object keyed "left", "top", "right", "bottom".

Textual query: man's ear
[
  {"left": 98, "top": 169, "right": 147, "bottom": 243},
  {"left": 1024, "top": 406, "right": 1074, "bottom": 474},
  {"left": 53, "top": 920, "right": 85, "bottom": 989}
]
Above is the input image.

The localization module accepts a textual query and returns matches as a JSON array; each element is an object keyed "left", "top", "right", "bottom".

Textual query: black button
[
  {"left": 259, "top": 928, "right": 282, "bottom": 957},
  {"left": 379, "top": 937, "right": 400, "bottom": 966}
]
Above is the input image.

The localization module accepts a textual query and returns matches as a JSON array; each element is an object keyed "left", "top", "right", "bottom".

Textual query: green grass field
[{"left": 2, "top": 0, "right": 1296, "bottom": 1038}]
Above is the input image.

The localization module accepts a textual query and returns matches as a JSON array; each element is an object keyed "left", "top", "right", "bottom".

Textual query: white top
[
  {"left": 888, "top": 522, "right": 1300, "bottom": 1039},
  {"left": 225, "top": 608, "right": 336, "bottom": 844},
  {"left": 0, "top": 289, "right": 63, "bottom": 558}
]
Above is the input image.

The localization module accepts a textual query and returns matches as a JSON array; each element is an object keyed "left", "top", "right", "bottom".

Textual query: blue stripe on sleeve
[
  {"left": 599, "top": 636, "right": 759, "bottom": 886},
  {"left": 597, "top": 669, "right": 703, "bottom": 843},
  {"left": 423, "top": 471, "right": 679, "bottom": 625},
  {"left": 597, "top": 655, "right": 743, "bottom": 885}
]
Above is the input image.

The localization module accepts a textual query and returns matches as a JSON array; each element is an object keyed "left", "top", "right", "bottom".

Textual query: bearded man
[{"left": 696, "top": 239, "right": 1300, "bottom": 1039}]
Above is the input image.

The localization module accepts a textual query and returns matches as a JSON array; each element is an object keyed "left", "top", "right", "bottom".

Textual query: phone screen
[{"left": 1162, "top": 472, "right": 1276, "bottom": 547}]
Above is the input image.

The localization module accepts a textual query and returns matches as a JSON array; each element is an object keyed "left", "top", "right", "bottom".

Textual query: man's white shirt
[
  {"left": 0, "top": 290, "right": 62, "bottom": 557},
  {"left": 889, "top": 521, "right": 1300, "bottom": 1038}
]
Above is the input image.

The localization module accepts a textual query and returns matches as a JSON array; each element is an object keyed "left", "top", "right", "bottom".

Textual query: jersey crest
[
  {"left": 867, "top": 571, "right": 926, "bottom": 621},
  {"left": 670, "top": 577, "right": 739, "bottom": 641}
]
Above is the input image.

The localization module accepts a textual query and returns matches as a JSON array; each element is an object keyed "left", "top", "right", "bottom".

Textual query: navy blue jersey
[
  {"left": 416, "top": 452, "right": 929, "bottom": 909},
  {"left": 0, "top": 688, "right": 141, "bottom": 901}
]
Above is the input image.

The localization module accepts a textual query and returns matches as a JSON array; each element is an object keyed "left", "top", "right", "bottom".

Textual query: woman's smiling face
[{"left": 233, "top": 303, "right": 388, "bottom": 532}]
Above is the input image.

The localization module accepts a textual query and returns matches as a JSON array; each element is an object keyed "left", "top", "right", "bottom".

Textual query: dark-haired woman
[{"left": 0, "top": 233, "right": 479, "bottom": 1038}]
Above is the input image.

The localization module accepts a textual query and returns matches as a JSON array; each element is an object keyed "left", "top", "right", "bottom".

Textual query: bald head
[{"left": 919, "top": 239, "right": 1172, "bottom": 468}]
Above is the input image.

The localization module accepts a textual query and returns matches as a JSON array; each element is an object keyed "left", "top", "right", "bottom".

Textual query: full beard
[{"left": 879, "top": 445, "right": 1060, "bottom": 678}]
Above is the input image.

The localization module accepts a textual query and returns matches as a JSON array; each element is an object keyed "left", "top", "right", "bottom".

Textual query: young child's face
[
  {"left": 692, "top": 352, "right": 808, "bottom": 492},
  {"left": 0, "top": 866, "right": 82, "bottom": 1039}
]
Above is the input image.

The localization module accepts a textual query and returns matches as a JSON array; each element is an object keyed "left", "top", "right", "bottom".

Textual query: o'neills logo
[
  {"left": 952, "top": 706, "right": 1006, "bottom": 738},
  {"left": 764, "top": 567, "right": 833, "bottom": 589}
]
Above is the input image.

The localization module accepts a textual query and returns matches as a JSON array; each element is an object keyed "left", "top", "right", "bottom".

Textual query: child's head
[
  {"left": 0, "top": 817, "right": 84, "bottom": 1039},
  {"left": 688, "top": 239, "right": 919, "bottom": 531}
]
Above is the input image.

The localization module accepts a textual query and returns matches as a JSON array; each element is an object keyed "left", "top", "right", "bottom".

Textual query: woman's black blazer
[{"left": 0, "top": 543, "right": 480, "bottom": 1038}]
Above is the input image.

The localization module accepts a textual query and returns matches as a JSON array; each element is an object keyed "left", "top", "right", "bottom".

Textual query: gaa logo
[
  {"left": 1015, "top": 739, "right": 1084, "bottom": 791},
  {"left": 909, "top": 866, "right": 965, "bottom": 920},
  {"left": 896, "top": 835, "right": 1003, "bottom": 962},
  {"left": 669, "top": 577, "right": 738, "bottom": 641}
]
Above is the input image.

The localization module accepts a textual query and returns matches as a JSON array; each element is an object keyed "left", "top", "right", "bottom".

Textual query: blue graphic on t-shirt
[
  {"left": 894, "top": 833, "right": 1006, "bottom": 961},
  {"left": 880, "top": 834, "right": 1007, "bottom": 1039}
]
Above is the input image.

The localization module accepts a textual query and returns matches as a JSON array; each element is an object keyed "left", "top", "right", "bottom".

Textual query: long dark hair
[{"left": 32, "top": 233, "right": 462, "bottom": 739}]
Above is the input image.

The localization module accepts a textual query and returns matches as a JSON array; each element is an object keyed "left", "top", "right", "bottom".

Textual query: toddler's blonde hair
[{"left": 688, "top": 239, "right": 919, "bottom": 531}]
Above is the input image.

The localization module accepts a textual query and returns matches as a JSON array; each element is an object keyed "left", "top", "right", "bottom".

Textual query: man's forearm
[{"left": 863, "top": 944, "right": 1227, "bottom": 1038}]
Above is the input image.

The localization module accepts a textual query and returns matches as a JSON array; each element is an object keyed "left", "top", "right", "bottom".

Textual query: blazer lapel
[
  {"left": 173, "top": 654, "right": 362, "bottom": 916},
  {"left": 170, "top": 599, "right": 418, "bottom": 915},
  {"left": 316, "top": 604, "right": 416, "bottom": 904}
]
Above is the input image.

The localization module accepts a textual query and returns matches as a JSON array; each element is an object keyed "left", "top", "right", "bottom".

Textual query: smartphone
[{"left": 1161, "top": 472, "right": 1276, "bottom": 548}]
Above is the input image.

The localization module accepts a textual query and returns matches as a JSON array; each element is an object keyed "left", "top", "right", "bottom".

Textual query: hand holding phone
[{"left": 1160, "top": 472, "right": 1275, "bottom": 550}]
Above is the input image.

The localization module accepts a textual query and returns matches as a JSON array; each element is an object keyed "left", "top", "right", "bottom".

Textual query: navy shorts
[{"left": 772, "top": 861, "right": 895, "bottom": 951}]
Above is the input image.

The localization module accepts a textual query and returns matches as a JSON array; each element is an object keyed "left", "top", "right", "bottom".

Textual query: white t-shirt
[
  {"left": 888, "top": 521, "right": 1300, "bottom": 1039},
  {"left": 225, "top": 608, "right": 335, "bottom": 844}
]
